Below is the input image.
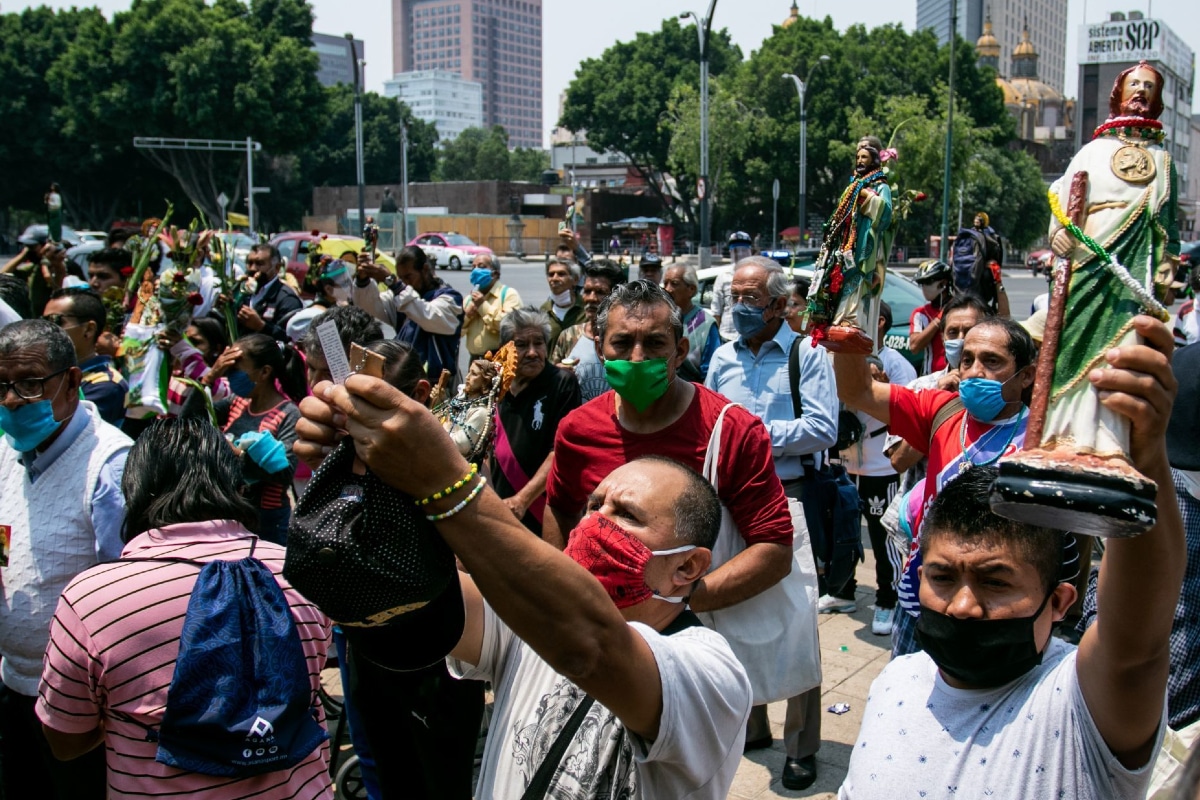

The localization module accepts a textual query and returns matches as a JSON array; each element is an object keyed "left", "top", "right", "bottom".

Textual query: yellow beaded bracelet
[
  {"left": 425, "top": 476, "right": 487, "bottom": 522},
  {"left": 417, "top": 463, "right": 479, "bottom": 506}
]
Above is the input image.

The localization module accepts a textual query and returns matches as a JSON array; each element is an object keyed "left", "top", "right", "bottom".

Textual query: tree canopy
[{"left": 435, "top": 126, "right": 550, "bottom": 183}]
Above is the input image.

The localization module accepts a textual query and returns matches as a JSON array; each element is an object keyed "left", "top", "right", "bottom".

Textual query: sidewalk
[{"left": 730, "top": 554, "right": 892, "bottom": 799}]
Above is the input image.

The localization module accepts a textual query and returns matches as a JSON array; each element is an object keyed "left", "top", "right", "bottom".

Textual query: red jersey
[
  {"left": 909, "top": 303, "right": 946, "bottom": 375},
  {"left": 546, "top": 385, "right": 793, "bottom": 547}
]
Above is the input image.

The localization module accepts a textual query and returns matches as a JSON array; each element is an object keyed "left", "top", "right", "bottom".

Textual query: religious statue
[
  {"left": 991, "top": 61, "right": 1179, "bottom": 537},
  {"left": 432, "top": 342, "right": 517, "bottom": 465},
  {"left": 805, "top": 135, "right": 893, "bottom": 353}
]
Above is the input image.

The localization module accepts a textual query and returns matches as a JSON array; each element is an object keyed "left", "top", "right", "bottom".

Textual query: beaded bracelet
[
  {"left": 417, "top": 463, "right": 478, "bottom": 506},
  {"left": 425, "top": 476, "right": 487, "bottom": 522}
]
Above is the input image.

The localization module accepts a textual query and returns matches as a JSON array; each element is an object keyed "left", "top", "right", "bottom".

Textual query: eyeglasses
[
  {"left": 41, "top": 313, "right": 80, "bottom": 329},
  {"left": 730, "top": 293, "right": 765, "bottom": 305},
  {"left": 0, "top": 367, "right": 70, "bottom": 401}
]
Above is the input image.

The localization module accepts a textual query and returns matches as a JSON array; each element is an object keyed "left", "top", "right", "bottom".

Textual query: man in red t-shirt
[
  {"left": 545, "top": 281, "right": 794, "bottom": 626},
  {"left": 833, "top": 316, "right": 1038, "bottom": 656}
]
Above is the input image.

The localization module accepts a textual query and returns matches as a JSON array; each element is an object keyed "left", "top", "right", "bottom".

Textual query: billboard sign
[{"left": 1078, "top": 19, "right": 1194, "bottom": 84}]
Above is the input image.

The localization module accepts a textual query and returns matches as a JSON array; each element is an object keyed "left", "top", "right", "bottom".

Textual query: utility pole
[
  {"left": 347, "top": 33, "right": 366, "bottom": 232},
  {"left": 783, "top": 54, "right": 829, "bottom": 251},
  {"left": 681, "top": 0, "right": 719, "bottom": 268},
  {"left": 939, "top": 0, "right": 958, "bottom": 261},
  {"left": 400, "top": 121, "right": 409, "bottom": 244}
]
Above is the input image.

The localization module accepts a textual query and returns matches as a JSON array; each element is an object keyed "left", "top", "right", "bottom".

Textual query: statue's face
[
  {"left": 1119, "top": 67, "right": 1158, "bottom": 117},
  {"left": 855, "top": 148, "right": 874, "bottom": 175}
]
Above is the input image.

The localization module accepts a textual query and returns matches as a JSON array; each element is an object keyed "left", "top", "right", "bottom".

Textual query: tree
[
  {"left": 559, "top": 17, "right": 742, "bottom": 228},
  {"left": 433, "top": 126, "right": 548, "bottom": 183}
]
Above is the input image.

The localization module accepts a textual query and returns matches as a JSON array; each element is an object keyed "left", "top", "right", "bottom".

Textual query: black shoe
[
  {"left": 743, "top": 735, "right": 773, "bottom": 753},
  {"left": 781, "top": 755, "right": 817, "bottom": 791}
]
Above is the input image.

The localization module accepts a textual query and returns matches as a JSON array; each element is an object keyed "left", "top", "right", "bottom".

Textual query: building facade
[
  {"left": 916, "top": 0, "right": 1067, "bottom": 95},
  {"left": 1074, "top": 12, "right": 1194, "bottom": 192},
  {"left": 384, "top": 70, "right": 484, "bottom": 142},
  {"left": 311, "top": 32, "right": 365, "bottom": 88},
  {"left": 390, "top": 0, "right": 543, "bottom": 148}
]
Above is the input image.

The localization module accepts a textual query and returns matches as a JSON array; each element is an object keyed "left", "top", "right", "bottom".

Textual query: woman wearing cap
[{"left": 202, "top": 333, "right": 307, "bottom": 544}]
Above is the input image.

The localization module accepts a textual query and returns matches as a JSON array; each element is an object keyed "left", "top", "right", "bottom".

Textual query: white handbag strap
[{"left": 702, "top": 403, "right": 741, "bottom": 490}]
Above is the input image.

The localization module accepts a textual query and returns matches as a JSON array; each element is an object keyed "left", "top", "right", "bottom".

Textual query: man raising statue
[
  {"left": 993, "top": 60, "right": 1179, "bottom": 537},
  {"left": 806, "top": 136, "right": 893, "bottom": 353}
]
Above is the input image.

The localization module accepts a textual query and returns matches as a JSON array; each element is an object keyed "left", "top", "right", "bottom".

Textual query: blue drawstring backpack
[{"left": 120, "top": 542, "right": 328, "bottom": 778}]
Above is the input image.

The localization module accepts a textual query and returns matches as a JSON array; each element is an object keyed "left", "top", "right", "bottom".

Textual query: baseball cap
[
  {"left": 17, "top": 225, "right": 50, "bottom": 248},
  {"left": 284, "top": 440, "right": 465, "bottom": 671}
]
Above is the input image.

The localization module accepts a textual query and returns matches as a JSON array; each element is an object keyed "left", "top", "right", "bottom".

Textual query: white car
[
  {"left": 409, "top": 232, "right": 494, "bottom": 271},
  {"left": 75, "top": 230, "right": 108, "bottom": 244}
]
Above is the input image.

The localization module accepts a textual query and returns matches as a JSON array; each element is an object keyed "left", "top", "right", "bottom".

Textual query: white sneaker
[
  {"left": 871, "top": 606, "right": 896, "bottom": 635},
  {"left": 818, "top": 594, "right": 857, "bottom": 614}
]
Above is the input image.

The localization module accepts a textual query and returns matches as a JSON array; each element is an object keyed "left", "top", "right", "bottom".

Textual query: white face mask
[
  {"left": 921, "top": 283, "right": 943, "bottom": 302},
  {"left": 1177, "top": 470, "right": 1200, "bottom": 500},
  {"left": 551, "top": 289, "right": 573, "bottom": 307}
]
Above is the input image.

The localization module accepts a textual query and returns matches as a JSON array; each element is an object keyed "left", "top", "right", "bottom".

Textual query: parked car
[
  {"left": 1026, "top": 249, "right": 1053, "bottom": 276},
  {"left": 269, "top": 231, "right": 395, "bottom": 294},
  {"left": 408, "top": 232, "right": 493, "bottom": 270},
  {"left": 75, "top": 230, "right": 108, "bottom": 244},
  {"left": 696, "top": 264, "right": 927, "bottom": 371},
  {"left": 15, "top": 223, "right": 82, "bottom": 249}
]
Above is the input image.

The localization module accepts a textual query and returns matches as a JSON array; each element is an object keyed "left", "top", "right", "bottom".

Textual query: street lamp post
[
  {"left": 346, "top": 33, "right": 366, "bottom": 233},
  {"left": 680, "top": 0, "right": 718, "bottom": 268},
  {"left": 783, "top": 54, "right": 830, "bottom": 251},
  {"left": 938, "top": 0, "right": 958, "bottom": 261}
]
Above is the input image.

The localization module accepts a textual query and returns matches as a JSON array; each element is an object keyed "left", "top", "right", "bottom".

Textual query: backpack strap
[
  {"left": 930, "top": 396, "right": 965, "bottom": 446},
  {"left": 788, "top": 336, "right": 803, "bottom": 419}
]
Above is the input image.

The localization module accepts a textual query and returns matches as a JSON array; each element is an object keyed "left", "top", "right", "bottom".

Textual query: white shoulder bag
[{"left": 695, "top": 403, "right": 823, "bottom": 705}]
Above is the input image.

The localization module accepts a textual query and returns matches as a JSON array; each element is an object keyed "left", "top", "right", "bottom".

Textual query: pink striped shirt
[{"left": 37, "top": 521, "right": 334, "bottom": 799}]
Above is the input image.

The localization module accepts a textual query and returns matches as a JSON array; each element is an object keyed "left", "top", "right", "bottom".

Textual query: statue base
[
  {"left": 988, "top": 448, "right": 1157, "bottom": 538},
  {"left": 817, "top": 325, "right": 874, "bottom": 355}
]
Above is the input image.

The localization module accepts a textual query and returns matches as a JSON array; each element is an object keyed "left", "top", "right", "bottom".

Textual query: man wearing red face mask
[{"left": 293, "top": 382, "right": 751, "bottom": 798}]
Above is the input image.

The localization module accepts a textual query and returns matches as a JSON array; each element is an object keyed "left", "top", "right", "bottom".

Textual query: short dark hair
[
  {"left": 300, "top": 305, "right": 383, "bottom": 361},
  {"left": 235, "top": 334, "right": 308, "bottom": 404},
  {"left": 50, "top": 287, "right": 107, "bottom": 334},
  {"left": 970, "top": 316, "right": 1036, "bottom": 369},
  {"left": 921, "top": 465, "right": 1066, "bottom": 594},
  {"left": 88, "top": 247, "right": 133, "bottom": 272},
  {"left": 635, "top": 456, "right": 720, "bottom": 549},
  {"left": 122, "top": 417, "right": 259, "bottom": 542},
  {"left": 0, "top": 319, "right": 76, "bottom": 372},
  {"left": 364, "top": 340, "right": 428, "bottom": 403},
  {"left": 595, "top": 280, "right": 683, "bottom": 345},
  {"left": 188, "top": 317, "right": 228, "bottom": 358},
  {"left": 878, "top": 300, "right": 893, "bottom": 331},
  {"left": 397, "top": 244, "right": 431, "bottom": 273},
  {"left": 0, "top": 274, "right": 31, "bottom": 320},
  {"left": 943, "top": 291, "right": 993, "bottom": 321},
  {"left": 249, "top": 242, "right": 282, "bottom": 266},
  {"left": 584, "top": 259, "right": 625, "bottom": 291}
]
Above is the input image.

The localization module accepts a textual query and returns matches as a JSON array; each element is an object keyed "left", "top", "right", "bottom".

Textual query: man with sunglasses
[
  {"left": 42, "top": 288, "right": 127, "bottom": 427},
  {"left": 0, "top": 319, "right": 130, "bottom": 798}
]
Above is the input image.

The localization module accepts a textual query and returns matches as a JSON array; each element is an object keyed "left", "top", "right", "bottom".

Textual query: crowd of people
[{"left": 0, "top": 181, "right": 1197, "bottom": 800}]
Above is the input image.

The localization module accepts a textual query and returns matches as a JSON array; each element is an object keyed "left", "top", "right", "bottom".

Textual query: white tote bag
[{"left": 695, "top": 403, "right": 823, "bottom": 705}]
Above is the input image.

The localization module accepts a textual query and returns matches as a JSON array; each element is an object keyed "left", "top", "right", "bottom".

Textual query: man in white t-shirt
[
  {"left": 294, "top": 387, "right": 751, "bottom": 799},
  {"left": 840, "top": 315, "right": 1182, "bottom": 799}
]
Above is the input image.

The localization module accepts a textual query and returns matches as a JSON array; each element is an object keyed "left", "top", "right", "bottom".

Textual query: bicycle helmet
[{"left": 913, "top": 259, "right": 951, "bottom": 285}]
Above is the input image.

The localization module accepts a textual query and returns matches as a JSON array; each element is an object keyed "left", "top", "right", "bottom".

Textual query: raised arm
[
  {"left": 296, "top": 379, "right": 671, "bottom": 739},
  {"left": 1076, "top": 315, "right": 1183, "bottom": 769},
  {"left": 832, "top": 352, "right": 891, "bottom": 423}
]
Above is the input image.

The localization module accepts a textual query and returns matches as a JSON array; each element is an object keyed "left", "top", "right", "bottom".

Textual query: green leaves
[{"left": 434, "top": 126, "right": 549, "bottom": 183}]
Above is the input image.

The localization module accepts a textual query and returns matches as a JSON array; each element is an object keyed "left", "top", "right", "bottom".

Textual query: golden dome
[
  {"left": 976, "top": 18, "right": 1000, "bottom": 59},
  {"left": 1013, "top": 23, "right": 1036, "bottom": 57},
  {"left": 782, "top": 0, "right": 799, "bottom": 27},
  {"left": 1005, "top": 77, "right": 1063, "bottom": 103}
]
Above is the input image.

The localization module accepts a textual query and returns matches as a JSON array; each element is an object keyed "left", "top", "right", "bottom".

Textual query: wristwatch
[{"left": 383, "top": 274, "right": 397, "bottom": 288}]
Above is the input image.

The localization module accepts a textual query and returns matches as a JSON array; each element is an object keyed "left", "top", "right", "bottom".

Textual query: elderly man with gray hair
[
  {"left": 539, "top": 257, "right": 584, "bottom": 352},
  {"left": 705, "top": 255, "right": 838, "bottom": 791},
  {"left": 663, "top": 263, "right": 721, "bottom": 382},
  {"left": 492, "top": 306, "right": 581, "bottom": 536},
  {"left": 462, "top": 252, "right": 522, "bottom": 359}
]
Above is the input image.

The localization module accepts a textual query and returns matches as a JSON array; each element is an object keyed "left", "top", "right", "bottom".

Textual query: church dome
[
  {"left": 1012, "top": 23, "right": 1036, "bottom": 58},
  {"left": 782, "top": 0, "right": 799, "bottom": 28},
  {"left": 976, "top": 18, "right": 1000, "bottom": 60}
]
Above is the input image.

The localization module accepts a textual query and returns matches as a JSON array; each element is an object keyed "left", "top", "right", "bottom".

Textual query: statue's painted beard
[
  {"left": 1119, "top": 95, "right": 1151, "bottom": 118},
  {"left": 854, "top": 161, "right": 879, "bottom": 177}
]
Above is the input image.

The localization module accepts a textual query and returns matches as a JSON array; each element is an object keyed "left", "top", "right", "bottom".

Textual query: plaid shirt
[{"left": 1079, "top": 469, "right": 1200, "bottom": 729}]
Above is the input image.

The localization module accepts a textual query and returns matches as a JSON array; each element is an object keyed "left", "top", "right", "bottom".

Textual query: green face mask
[{"left": 604, "top": 357, "right": 672, "bottom": 412}]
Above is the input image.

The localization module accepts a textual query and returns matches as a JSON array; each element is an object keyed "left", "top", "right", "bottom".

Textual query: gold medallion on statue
[{"left": 1110, "top": 145, "right": 1156, "bottom": 184}]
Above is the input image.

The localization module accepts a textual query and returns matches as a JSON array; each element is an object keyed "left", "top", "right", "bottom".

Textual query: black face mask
[{"left": 916, "top": 588, "right": 1056, "bottom": 688}]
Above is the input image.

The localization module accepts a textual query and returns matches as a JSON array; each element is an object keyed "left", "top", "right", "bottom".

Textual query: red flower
[
  {"left": 829, "top": 265, "right": 844, "bottom": 294},
  {"left": 914, "top": 192, "right": 928, "bottom": 202},
  {"left": 172, "top": 272, "right": 187, "bottom": 284},
  {"left": 811, "top": 326, "right": 827, "bottom": 346},
  {"left": 186, "top": 292, "right": 204, "bottom": 306},
  {"left": 310, "top": 229, "right": 320, "bottom": 237}
]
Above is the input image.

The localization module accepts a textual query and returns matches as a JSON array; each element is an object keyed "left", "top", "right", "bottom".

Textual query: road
[{"left": 432, "top": 258, "right": 1053, "bottom": 376}]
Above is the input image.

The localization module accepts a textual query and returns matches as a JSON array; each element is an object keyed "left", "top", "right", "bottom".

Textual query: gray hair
[
  {"left": 665, "top": 264, "right": 699, "bottom": 290},
  {"left": 0, "top": 319, "right": 76, "bottom": 372},
  {"left": 545, "top": 256, "right": 581, "bottom": 283},
  {"left": 595, "top": 280, "right": 683, "bottom": 346},
  {"left": 473, "top": 252, "right": 498, "bottom": 270},
  {"left": 500, "top": 306, "right": 552, "bottom": 346},
  {"left": 735, "top": 255, "right": 792, "bottom": 300}
]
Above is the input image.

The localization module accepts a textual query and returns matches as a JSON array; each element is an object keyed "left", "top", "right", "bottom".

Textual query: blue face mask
[
  {"left": 732, "top": 303, "right": 768, "bottom": 338},
  {"left": 226, "top": 368, "right": 256, "bottom": 398},
  {"left": 0, "top": 400, "right": 64, "bottom": 452},
  {"left": 944, "top": 338, "right": 964, "bottom": 369},
  {"left": 470, "top": 267, "right": 494, "bottom": 290},
  {"left": 959, "top": 373, "right": 1019, "bottom": 423}
]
